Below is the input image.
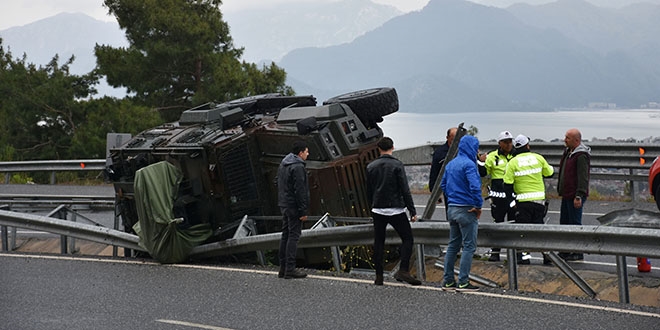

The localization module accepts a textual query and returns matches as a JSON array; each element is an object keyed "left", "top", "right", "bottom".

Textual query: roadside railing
[
  {"left": 0, "top": 159, "right": 106, "bottom": 184},
  {"left": 2, "top": 209, "right": 659, "bottom": 304},
  {"left": 394, "top": 141, "right": 660, "bottom": 200},
  {"left": 3, "top": 142, "right": 656, "bottom": 186}
]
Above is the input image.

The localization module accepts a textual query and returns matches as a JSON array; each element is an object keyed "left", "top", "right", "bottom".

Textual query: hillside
[{"left": 280, "top": 0, "right": 660, "bottom": 112}]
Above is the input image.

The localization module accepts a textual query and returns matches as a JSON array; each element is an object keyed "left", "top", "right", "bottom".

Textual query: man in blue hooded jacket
[{"left": 440, "top": 135, "right": 483, "bottom": 292}]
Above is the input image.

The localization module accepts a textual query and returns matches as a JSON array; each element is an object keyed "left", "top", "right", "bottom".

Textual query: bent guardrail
[
  {"left": 3, "top": 207, "right": 658, "bottom": 304},
  {"left": 0, "top": 209, "right": 143, "bottom": 252}
]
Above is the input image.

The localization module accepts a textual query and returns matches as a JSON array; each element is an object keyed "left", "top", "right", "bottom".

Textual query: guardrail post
[
  {"left": 69, "top": 211, "right": 77, "bottom": 254},
  {"left": 629, "top": 169, "right": 636, "bottom": 201},
  {"left": 4, "top": 172, "right": 9, "bottom": 184},
  {"left": 416, "top": 244, "right": 426, "bottom": 280},
  {"left": 1, "top": 225, "right": 7, "bottom": 251},
  {"left": 50, "top": 171, "right": 56, "bottom": 185},
  {"left": 616, "top": 255, "right": 630, "bottom": 304},
  {"left": 507, "top": 248, "right": 518, "bottom": 291}
]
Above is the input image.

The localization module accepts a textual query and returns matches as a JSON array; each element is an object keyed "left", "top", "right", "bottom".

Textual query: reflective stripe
[
  {"left": 514, "top": 167, "right": 542, "bottom": 177},
  {"left": 488, "top": 191, "right": 507, "bottom": 198},
  {"left": 516, "top": 192, "right": 545, "bottom": 200}
]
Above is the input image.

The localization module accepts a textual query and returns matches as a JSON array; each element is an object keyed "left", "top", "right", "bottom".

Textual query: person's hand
[
  {"left": 573, "top": 197, "right": 583, "bottom": 209},
  {"left": 478, "top": 152, "right": 487, "bottom": 162},
  {"left": 299, "top": 215, "right": 308, "bottom": 222},
  {"left": 468, "top": 207, "right": 482, "bottom": 219},
  {"left": 410, "top": 215, "right": 418, "bottom": 222}
]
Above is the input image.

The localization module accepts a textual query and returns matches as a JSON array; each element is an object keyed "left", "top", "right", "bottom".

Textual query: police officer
[
  {"left": 504, "top": 135, "right": 554, "bottom": 265},
  {"left": 483, "top": 131, "right": 516, "bottom": 262}
]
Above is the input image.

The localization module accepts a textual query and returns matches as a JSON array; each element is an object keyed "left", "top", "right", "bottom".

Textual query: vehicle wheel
[
  {"left": 218, "top": 94, "right": 316, "bottom": 116},
  {"left": 323, "top": 87, "right": 399, "bottom": 128}
]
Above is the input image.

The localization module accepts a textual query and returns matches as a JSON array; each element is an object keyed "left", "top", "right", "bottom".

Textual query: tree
[
  {"left": 0, "top": 40, "right": 98, "bottom": 161},
  {"left": 96, "top": 0, "right": 293, "bottom": 121},
  {"left": 70, "top": 97, "right": 162, "bottom": 159}
]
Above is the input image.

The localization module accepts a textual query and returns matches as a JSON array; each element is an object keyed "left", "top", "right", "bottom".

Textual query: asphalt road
[
  {"left": 1, "top": 254, "right": 659, "bottom": 330},
  {"left": 2, "top": 184, "right": 660, "bottom": 329}
]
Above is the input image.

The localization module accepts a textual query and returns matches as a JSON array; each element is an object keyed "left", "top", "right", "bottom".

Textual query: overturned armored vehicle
[{"left": 106, "top": 88, "right": 399, "bottom": 263}]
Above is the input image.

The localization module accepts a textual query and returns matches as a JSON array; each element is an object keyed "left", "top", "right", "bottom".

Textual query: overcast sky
[{"left": 0, "top": 0, "right": 650, "bottom": 31}]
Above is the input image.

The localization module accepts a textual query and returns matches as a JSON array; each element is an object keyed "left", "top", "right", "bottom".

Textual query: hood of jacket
[
  {"left": 458, "top": 135, "right": 479, "bottom": 161},
  {"left": 281, "top": 153, "right": 305, "bottom": 167},
  {"left": 571, "top": 143, "right": 591, "bottom": 156}
]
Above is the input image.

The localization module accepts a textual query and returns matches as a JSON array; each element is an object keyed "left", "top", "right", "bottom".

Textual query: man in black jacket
[
  {"left": 367, "top": 137, "right": 421, "bottom": 286},
  {"left": 277, "top": 140, "right": 310, "bottom": 279}
]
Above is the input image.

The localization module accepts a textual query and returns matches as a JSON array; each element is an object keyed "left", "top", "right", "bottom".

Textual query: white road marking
[
  {"left": 2, "top": 253, "right": 658, "bottom": 319},
  {"left": 156, "top": 319, "right": 233, "bottom": 330}
]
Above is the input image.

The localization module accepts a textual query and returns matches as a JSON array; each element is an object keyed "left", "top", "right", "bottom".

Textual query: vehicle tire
[
  {"left": 323, "top": 87, "right": 399, "bottom": 128},
  {"left": 219, "top": 94, "right": 317, "bottom": 116}
]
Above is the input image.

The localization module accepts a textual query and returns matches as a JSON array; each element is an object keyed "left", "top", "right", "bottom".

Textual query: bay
[{"left": 378, "top": 109, "right": 660, "bottom": 149}]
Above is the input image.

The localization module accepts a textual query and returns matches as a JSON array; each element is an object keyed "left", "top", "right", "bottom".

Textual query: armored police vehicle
[{"left": 105, "top": 88, "right": 398, "bottom": 262}]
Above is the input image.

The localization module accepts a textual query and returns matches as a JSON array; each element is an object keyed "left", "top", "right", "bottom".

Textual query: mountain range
[
  {"left": 1, "top": 0, "right": 660, "bottom": 113},
  {"left": 282, "top": 0, "right": 660, "bottom": 112}
]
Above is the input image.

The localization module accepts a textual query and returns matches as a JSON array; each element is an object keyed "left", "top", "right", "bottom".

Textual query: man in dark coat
[
  {"left": 277, "top": 140, "right": 310, "bottom": 279},
  {"left": 557, "top": 128, "right": 591, "bottom": 261}
]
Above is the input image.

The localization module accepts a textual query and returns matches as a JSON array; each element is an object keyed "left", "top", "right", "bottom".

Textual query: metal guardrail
[
  {"left": 394, "top": 141, "right": 660, "bottom": 171},
  {"left": 0, "top": 194, "right": 115, "bottom": 210},
  {"left": 0, "top": 159, "right": 106, "bottom": 184},
  {"left": 394, "top": 141, "right": 660, "bottom": 200},
  {"left": 0, "top": 209, "right": 143, "bottom": 252},
  {"left": 1, "top": 142, "right": 658, "bottom": 184},
  {"left": 3, "top": 208, "right": 657, "bottom": 304}
]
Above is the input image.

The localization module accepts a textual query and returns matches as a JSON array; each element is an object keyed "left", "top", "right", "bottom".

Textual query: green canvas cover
[{"left": 133, "top": 161, "right": 212, "bottom": 263}]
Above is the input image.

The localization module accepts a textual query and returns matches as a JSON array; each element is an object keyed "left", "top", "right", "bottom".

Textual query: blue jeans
[
  {"left": 560, "top": 197, "right": 586, "bottom": 226},
  {"left": 444, "top": 206, "right": 479, "bottom": 285}
]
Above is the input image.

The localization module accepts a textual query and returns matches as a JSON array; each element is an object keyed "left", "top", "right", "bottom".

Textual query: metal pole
[
  {"left": 629, "top": 169, "right": 635, "bottom": 201},
  {"left": 616, "top": 255, "right": 630, "bottom": 304},
  {"left": 69, "top": 211, "right": 77, "bottom": 254},
  {"left": 1, "top": 225, "right": 7, "bottom": 251},
  {"left": 507, "top": 248, "right": 518, "bottom": 291},
  {"left": 416, "top": 244, "right": 426, "bottom": 280}
]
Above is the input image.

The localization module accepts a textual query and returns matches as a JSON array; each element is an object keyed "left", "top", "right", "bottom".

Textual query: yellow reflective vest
[{"left": 503, "top": 151, "right": 554, "bottom": 202}]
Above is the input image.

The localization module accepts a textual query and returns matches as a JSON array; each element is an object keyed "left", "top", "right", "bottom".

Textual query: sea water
[{"left": 379, "top": 109, "right": 660, "bottom": 148}]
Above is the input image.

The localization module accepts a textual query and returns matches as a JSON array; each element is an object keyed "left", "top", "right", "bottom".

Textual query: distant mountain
[
  {"left": 507, "top": 0, "right": 660, "bottom": 73},
  {"left": 0, "top": 12, "right": 127, "bottom": 75},
  {"left": 279, "top": 0, "right": 660, "bottom": 112},
  {"left": 224, "top": 0, "right": 401, "bottom": 63}
]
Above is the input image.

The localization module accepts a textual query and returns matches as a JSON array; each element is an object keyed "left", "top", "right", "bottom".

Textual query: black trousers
[
  {"left": 491, "top": 196, "right": 516, "bottom": 223},
  {"left": 515, "top": 201, "right": 545, "bottom": 224},
  {"left": 279, "top": 207, "right": 302, "bottom": 272},
  {"left": 372, "top": 212, "right": 414, "bottom": 276},
  {"left": 489, "top": 196, "right": 516, "bottom": 254}
]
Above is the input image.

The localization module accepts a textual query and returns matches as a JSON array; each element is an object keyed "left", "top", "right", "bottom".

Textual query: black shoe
[
  {"left": 284, "top": 269, "right": 307, "bottom": 279},
  {"left": 457, "top": 282, "right": 480, "bottom": 292},
  {"left": 441, "top": 282, "right": 457, "bottom": 291},
  {"left": 374, "top": 274, "right": 384, "bottom": 286},
  {"left": 278, "top": 266, "right": 285, "bottom": 278},
  {"left": 393, "top": 270, "right": 422, "bottom": 285},
  {"left": 517, "top": 259, "right": 530, "bottom": 265},
  {"left": 488, "top": 253, "right": 500, "bottom": 262},
  {"left": 543, "top": 257, "right": 553, "bottom": 265}
]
